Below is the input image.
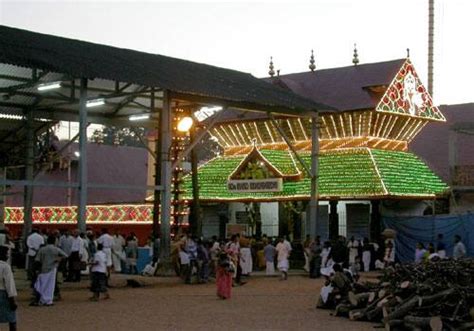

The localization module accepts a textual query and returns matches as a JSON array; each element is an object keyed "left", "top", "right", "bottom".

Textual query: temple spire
[
  {"left": 268, "top": 56, "right": 275, "bottom": 77},
  {"left": 406, "top": 48, "right": 410, "bottom": 58},
  {"left": 309, "top": 49, "right": 316, "bottom": 72},
  {"left": 352, "top": 43, "right": 359, "bottom": 65}
]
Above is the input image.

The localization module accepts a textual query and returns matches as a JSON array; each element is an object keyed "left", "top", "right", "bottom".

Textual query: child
[
  {"left": 0, "top": 246, "right": 17, "bottom": 331},
  {"left": 90, "top": 243, "right": 109, "bottom": 301},
  {"left": 216, "top": 252, "right": 233, "bottom": 300}
]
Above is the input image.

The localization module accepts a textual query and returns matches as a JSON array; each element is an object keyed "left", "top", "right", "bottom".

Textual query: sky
[{"left": 0, "top": 0, "right": 473, "bottom": 107}]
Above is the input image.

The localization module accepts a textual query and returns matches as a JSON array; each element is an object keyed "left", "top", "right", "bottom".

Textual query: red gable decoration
[{"left": 376, "top": 59, "right": 445, "bottom": 122}]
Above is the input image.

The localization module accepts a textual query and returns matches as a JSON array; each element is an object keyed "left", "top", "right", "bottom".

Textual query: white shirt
[
  {"left": 284, "top": 240, "right": 292, "bottom": 253},
  {"left": 97, "top": 234, "right": 114, "bottom": 249},
  {"left": 91, "top": 251, "right": 107, "bottom": 273},
  {"left": 70, "top": 237, "right": 82, "bottom": 254},
  {"left": 276, "top": 242, "right": 290, "bottom": 262},
  {"left": 112, "top": 235, "right": 125, "bottom": 252},
  {"left": 453, "top": 242, "right": 467, "bottom": 259},
  {"left": 179, "top": 251, "right": 190, "bottom": 265},
  {"left": 27, "top": 232, "right": 45, "bottom": 256},
  {"left": 0, "top": 261, "right": 16, "bottom": 297}
]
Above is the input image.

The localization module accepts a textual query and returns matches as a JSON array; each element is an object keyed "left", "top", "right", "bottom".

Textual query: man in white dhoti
[
  {"left": 275, "top": 238, "right": 290, "bottom": 280},
  {"left": 0, "top": 246, "right": 17, "bottom": 331},
  {"left": 239, "top": 236, "right": 252, "bottom": 275},
  {"left": 26, "top": 229, "right": 44, "bottom": 281},
  {"left": 32, "top": 236, "right": 67, "bottom": 306},
  {"left": 112, "top": 231, "right": 125, "bottom": 273},
  {"left": 97, "top": 229, "right": 114, "bottom": 275}
]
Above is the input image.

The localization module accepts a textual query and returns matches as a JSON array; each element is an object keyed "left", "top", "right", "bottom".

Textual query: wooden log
[
  {"left": 403, "top": 316, "right": 442, "bottom": 331},
  {"left": 384, "top": 319, "right": 404, "bottom": 331},
  {"left": 348, "top": 308, "right": 366, "bottom": 321},
  {"left": 348, "top": 291, "right": 372, "bottom": 307},
  {"left": 417, "top": 288, "right": 455, "bottom": 307},
  {"left": 334, "top": 303, "right": 352, "bottom": 317},
  {"left": 400, "top": 280, "right": 411, "bottom": 289},
  {"left": 456, "top": 321, "right": 474, "bottom": 331},
  {"left": 383, "top": 295, "right": 420, "bottom": 322}
]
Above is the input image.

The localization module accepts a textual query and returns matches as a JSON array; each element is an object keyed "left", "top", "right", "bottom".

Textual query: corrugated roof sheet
[
  {"left": 210, "top": 59, "right": 406, "bottom": 123},
  {"left": 0, "top": 25, "right": 332, "bottom": 114},
  {"left": 270, "top": 59, "right": 405, "bottom": 111}
]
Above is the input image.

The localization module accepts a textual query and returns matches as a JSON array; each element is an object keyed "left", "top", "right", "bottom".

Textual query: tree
[{"left": 90, "top": 126, "right": 147, "bottom": 147}]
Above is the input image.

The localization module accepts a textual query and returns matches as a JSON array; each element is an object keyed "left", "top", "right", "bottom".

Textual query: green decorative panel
[{"left": 182, "top": 148, "right": 448, "bottom": 201}]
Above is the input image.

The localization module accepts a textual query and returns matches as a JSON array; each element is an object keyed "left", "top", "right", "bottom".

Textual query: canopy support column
[
  {"left": 22, "top": 109, "right": 35, "bottom": 243},
  {"left": 158, "top": 90, "right": 173, "bottom": 273},
  {"left": 151, "top": 90, "right": 161, "bottom": 240},
  {"left": 329, "top": 200, "right": 338, "bottom": 240},
  {"left": 0, "top": 168, "right": 4, "bottom": 224},
  {"left": 77, "top": 78, "right": 88, "bottom": 233},
  {"left": 309, "top": 114, "right": 320, "bottom": 240},
  {"left": 189, "top": 123, "right": 201, "bottom": 237}
]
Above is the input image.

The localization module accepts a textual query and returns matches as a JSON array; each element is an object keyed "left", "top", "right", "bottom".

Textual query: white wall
[{"left": 260, "top": 202, "right": 279, "bottom": 237}]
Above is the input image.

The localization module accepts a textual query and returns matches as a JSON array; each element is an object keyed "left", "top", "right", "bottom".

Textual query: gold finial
[
  {"left": 406, "top": 48, "right": 410, "bottom": 58},
  {"left": 352, "top": 43, "right": 359, "bottom": 65},
  {"left": 251, "top": 138, "right": 257, "bottom": 148},
  {"left": 268, "top": 56, "right": 275, "bottom": 77},
  {"left": 309, "top": 49, "right": 316, "bottom": 72}
]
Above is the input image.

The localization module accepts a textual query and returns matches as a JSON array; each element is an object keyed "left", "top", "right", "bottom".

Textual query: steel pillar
[
  {"left": 77, "top": 78, "right": 88, "bottom": 232},
  {"left": 309, "top": 115, "right": 320, "bottom": 239},
  {"left": 152, "top": 91, "right": 161, "bottom": 240},
  {"left": 22, "top": 109, "right": 35, "bottom": 242},
  {"left": 0, "top": 168, "right": 5, "bottom": 224},
  {"left": 158, "top": 90, "right": 173, "bottom": 273},
  {"left": 189, "top": 124, "right": 201, "bottom": 237},
  {"left": 329, "top": 200, "right": 338, "bottom": 240}
]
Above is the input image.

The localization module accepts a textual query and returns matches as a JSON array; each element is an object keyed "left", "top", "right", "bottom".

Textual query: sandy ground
[{"left": 14, "top": 274, "right": 375, "bottom": 331}]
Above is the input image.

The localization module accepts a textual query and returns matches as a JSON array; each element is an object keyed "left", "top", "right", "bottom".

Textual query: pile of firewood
[{"left": 330, "top": 259, "right": 474, "bottom": 330}]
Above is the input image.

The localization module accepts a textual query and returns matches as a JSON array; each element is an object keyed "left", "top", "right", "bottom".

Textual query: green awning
[{"left": 182, "top": 148, "right": 448, "bottom": 202}]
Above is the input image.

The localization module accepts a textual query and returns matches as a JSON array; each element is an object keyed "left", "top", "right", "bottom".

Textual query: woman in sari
[{"left": 216, "top": 252, "right": 233, "bottom": 300}]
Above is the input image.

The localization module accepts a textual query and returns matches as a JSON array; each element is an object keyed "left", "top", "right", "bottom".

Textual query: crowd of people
[
  {"left": 0, "top": 226, "right": 470, "bottom": 329},
  {"left": 23, "top": 227, "right": 159, "bottom": 308},
  {"left": 301, "top": 235, "right": 397, "bottom": 280},
  {"left": 171, "top": 233, "right": 294, "bottom": 299},
  {"left": 414, "top": 233, "right": 466, "bottom": 262}
]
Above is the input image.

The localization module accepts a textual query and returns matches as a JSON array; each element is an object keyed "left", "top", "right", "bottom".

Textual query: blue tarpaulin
[{"left": 383, "top": 213, "right": 474, "bottom": 263}]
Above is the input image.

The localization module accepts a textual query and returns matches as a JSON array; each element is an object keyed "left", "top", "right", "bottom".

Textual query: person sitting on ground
[
  {"left": 317, "top": 263, "right": 352, "bottom": 309},
  {"left": 436, "top": 234, "right": 446, "bottom": 258},
  {"left": 453, "top": 235, "right": 467, "bottom": 259},
  {"left": 89, "top": 243, "right": 110, "bottom": 301},
  {"left": 427, "top": 243, "right": 440, "bottom": 261},
  {"left": 414, "top": 242, "right": 427, "bottom": 263},
  {"left": 0, "top": 246, "right": 17, "bottom": 331}
]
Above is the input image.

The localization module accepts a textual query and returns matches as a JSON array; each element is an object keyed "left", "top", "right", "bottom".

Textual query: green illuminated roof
[{"left": 182, "top": 148, "right": 448, "bottom": 202}]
